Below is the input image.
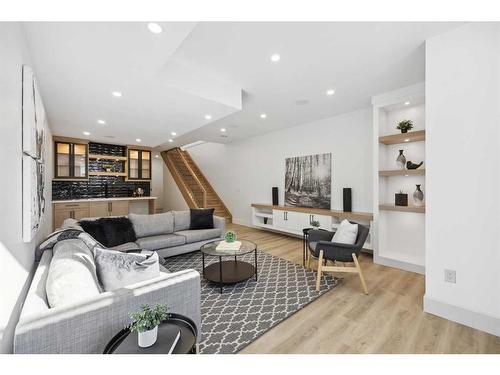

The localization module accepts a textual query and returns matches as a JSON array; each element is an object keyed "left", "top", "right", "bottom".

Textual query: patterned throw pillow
[{"left": 93, "top": 248, "right": 160, "bottom": 291}]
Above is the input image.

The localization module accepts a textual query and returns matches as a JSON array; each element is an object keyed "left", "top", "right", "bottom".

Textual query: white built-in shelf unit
[{"left": 372, "top": 83, "right": 426, "bottom": 274}]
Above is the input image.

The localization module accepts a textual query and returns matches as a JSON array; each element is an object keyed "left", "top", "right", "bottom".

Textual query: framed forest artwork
[{"left": 285, "top": 153, "right": 331, "bottom": 209}]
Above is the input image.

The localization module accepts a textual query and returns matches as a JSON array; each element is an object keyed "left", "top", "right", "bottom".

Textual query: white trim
[
  {"left": 231, "top": 217, "right": 253, "bottom": 227},
  {"left": 424, "top": 295, "right": 500, "bottom": 337},
  {"left": 374, "top": 253, "right": 425, "bottom": 275}
]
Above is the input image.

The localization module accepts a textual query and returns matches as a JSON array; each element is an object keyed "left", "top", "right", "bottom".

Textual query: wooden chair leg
[
  {"left": 352, "top": 253, "right": 368, "bottom": 295},
  {"left": 307, "top": 254, "right": 311, "bottom": 269},
  {"left": 316, "top": 250, "right": 324, "bottom": 292}
]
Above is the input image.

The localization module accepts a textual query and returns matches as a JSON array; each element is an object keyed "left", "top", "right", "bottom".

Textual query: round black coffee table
[
  {"left": 103, "top": 313, "right": 197, "bottom": 354},
  {"left": 200, "top": 239, "right": 257, "bottom": 293}
]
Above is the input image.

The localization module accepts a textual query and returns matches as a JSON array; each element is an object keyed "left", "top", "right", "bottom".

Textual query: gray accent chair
[{"left": 307, "top": 223, "right": 370, "bottom": 294}]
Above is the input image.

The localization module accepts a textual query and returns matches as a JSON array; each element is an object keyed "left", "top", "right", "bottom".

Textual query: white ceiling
[{"left": 23, "top": 22, "right": 461, "bottom": 149}]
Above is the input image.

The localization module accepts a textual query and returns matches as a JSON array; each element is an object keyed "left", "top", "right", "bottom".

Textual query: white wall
[
  {"left": 150, "top": 154, "right": 165, "bottom": 212},
  {"left": 0, "top": 23, "right": 53, "bottom": 353},
  {"left": 187, "top": 108, "right": 372, "bottom": 225},
  {"left": 425, "top": 23, "right": 500, "bottom": 335},
  {"left": 162, "top": 163, "right": 189, "bottom": 211}
]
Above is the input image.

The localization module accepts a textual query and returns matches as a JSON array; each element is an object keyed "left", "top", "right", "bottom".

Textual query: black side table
[
  {"left": 302, "top": 227, "right": 312, "bottom": 267},
  {"left": 103, "top": 313, "right": 197, "bottom": 354}
]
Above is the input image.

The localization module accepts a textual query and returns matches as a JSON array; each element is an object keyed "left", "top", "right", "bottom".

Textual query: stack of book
[{"left": 215, "top": 240, "right": 242, "bottom": 254}]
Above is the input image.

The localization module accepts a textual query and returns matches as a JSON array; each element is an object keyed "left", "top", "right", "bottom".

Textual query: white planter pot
[{"left": 138, "top": 326, "right": 158, "bottom": 348}]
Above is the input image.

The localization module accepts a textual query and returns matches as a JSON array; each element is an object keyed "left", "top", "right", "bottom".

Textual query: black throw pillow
[
  {"left": 99, "top": 217, "right": 137, "bottom": 247},
  {"left": 80, "top": 220, "right": 108, "bottom": 246},
  {"left": 189, "top": 208, "right": 215, "bottom": 230}
]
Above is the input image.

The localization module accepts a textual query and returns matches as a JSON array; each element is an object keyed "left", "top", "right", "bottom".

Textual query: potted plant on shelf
[
  {"left": 102, "top": 164, "right": 114, "bottom": 172},
  {"left": 129, "top": 304, "right": 169, "bottom": 348},
  {"left": 311, "top": 220, "right": 320, "bottom": 230},
  {"left": 396, "top": 119, "right": 414, "bottom": 133}
]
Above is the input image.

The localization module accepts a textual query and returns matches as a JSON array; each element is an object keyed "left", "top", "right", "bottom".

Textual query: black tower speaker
[
  {"left": 272, "top": 187, "right": 279, "bottom": 206},
  {"left": 343, "top": 188, "right": 352, "bottom": 212}
]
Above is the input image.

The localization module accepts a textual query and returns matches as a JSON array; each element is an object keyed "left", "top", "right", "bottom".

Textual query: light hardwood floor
[{"left": 226, "top": 223, "right": 500, "bottom": 354}]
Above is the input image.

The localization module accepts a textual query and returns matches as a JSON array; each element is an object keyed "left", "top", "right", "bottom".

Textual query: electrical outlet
[{"left": 444, "top": 269, "right": 456, "bottom": 283}]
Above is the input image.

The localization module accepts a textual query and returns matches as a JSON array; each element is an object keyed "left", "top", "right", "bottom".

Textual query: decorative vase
[
  {"left": 400, "top": 129, "right": 408, "bottom": 133},
  {"left": 413, "top": 185, "right": 424, "bottom": 207},
  {"left": 312, "top": 226, "right": 319, "bottom": 230},
  {"left": 396, "top": 150, "right": 406, "bottom": 170},
  {"left": 138, "top": 326, "right": 158, "bottom": 348}
]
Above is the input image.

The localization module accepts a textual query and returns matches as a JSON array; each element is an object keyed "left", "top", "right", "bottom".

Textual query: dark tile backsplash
[
  {"left": 53, "top": 177, "right": 150, "bottom": 200},
  {"left": 52, "top": 142, "right": 150, "bottom": 200},
  {"left": 89, "top": 142, "right": 126, "bottom": 156}
]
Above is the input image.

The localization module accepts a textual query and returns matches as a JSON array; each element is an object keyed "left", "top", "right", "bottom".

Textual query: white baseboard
[
  {"left": 424, "top": 295, "right": 500, "bottom": 337},
  {"left": 374, "top": 254, "right": 425, "bottom": 275},
  {"left": 231, "top": 218, "right": 253, "bottom": 227}
]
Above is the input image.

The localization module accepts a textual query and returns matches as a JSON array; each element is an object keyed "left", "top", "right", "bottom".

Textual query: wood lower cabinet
[
  {"left": 53, "top": 202, "right": 90, "bottom": 229},
  {"left": 90, "top": 201, "right": 129, "bottom": 217},
  {"left": 53, "top": 198, "right": 156, "bottom": 230}
]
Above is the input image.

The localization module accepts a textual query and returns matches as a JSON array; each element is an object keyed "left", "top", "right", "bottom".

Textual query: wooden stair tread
[{"left": 162, "top": 148, "right": 231, "bottom": 219}]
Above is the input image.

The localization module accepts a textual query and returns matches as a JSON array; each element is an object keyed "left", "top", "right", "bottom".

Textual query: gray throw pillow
[
  {"left": 129, "top": 212, "right": 174, "bottom": 238},
  {"left": 173, "top": 210, "right": 191, "bottom": 231},
  {"left": 94, "top": 248, "right": 160, "bottom": 291},
  {"left": 46, "top": 239, "right": 102, "bottom": 308}
]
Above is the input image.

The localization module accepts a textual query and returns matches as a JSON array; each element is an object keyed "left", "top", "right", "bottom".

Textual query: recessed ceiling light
[
  {"left": 260, "top": 113, "right": 267, "bottom": 119},
  {"left": 97, "top": 119, "right": 106, "bottom": 125},
  {"left": 205, "top": 114, "right": 212, "bottom": 120},
  {"left": 404, "top": 138, "right": 410, "bottom": 142},
  {"left": 112, "top": 91, "right": 122, "bottom": 97},
  {"left": 270, "top": 54, "right": 281, "bottom": 62},
  {"left": 147, "top": 23, "right": 162, "bottom": 34},
  {"left": 326, "top": 89, "right": 335, "bottom": 96},
  {"left": 404, "top": 101, "right": 410, "bottom": 106},
  {"left": 168, "top": 139, "right": 173, "bottom": 143},
  {"left": 83, "top": 131, "right": 90, "bottom": 136},
  {"left": 171, "top": 132, "right": 177, "bottom": 136},
  {"left": 220, "top": 128, "right": 226, "bottom": 132},
  {"left": 136, "top": 138, "right": 141, "bottom": 142}
]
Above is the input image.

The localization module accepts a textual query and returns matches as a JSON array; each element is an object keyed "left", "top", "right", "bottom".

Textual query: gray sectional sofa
[
  {"left": 128, "top": 210, "right": 225, "bottom": 258},
  {"left": 13, "top": 210, "right": 225, "bottom": 354}
]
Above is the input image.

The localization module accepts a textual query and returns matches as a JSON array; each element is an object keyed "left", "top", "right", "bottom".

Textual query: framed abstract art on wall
[{"left": 22, "top": 65, "right": 47, "bottom": 242}]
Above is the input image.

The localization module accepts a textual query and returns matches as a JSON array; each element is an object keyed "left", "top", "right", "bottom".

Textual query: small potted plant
[
  {"left": 395, "top": 190, "right": 408, "bottom": 207},
  {"left": 396, "top": 119, "right": 414, "bottom": 133},
  {"left": 224, "top": 230, "right": 237, "bottom": 243},
  {"left": 102, "top": 164, "right": 114, "bottom": 172},
  {"left": 129, "top": 304, "right": 169, "bottom": 348},
  {"left": 311, "top": 220, "right": 320, "bottom": 230}
]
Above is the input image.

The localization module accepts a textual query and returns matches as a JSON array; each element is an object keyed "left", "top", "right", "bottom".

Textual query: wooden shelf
[
  {"left": 89, "top": 171, "right": 127, "bottom": 177},
  {"left": 89, "top": 154, "right": 127, "bottom": 161},
  {"left": 379, "top": 204, "right": 425, "bottom": 213},
  {"left": 379, "top": 169, "right": 425, "bottom": 176},
  {"left": 255, "top": 213, "right": 273, "bottom": 219},
  {"left": 379, "top": 130, "right": 425, "bottom": 145}
]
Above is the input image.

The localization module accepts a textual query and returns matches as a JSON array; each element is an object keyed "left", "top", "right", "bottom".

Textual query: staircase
[{"left": 162, "top": 148, "right": 232, "bottom": 222}]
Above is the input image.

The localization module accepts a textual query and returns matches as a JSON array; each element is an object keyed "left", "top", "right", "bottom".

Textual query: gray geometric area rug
[{"left": 164, "top": 250, "right": 338, "bottom": 354}]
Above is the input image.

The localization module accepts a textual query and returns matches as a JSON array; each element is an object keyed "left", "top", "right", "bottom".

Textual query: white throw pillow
[
  {"left": 332, "top": 219, "right": 358, "bottom": 245},
  {"left": 46, "top": 239, "right": 102, "bottom": 308},
  {"left": 94, "top": 248, "right": 160, "bottom": 291}
]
